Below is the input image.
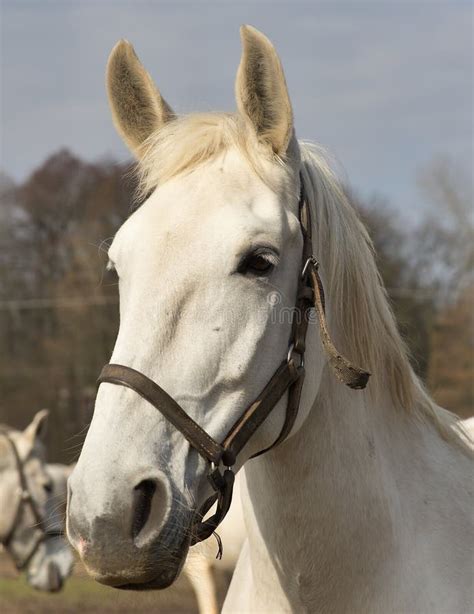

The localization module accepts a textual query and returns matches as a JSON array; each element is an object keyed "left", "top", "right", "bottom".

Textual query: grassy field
[{"left": 0, "top": 554, "right": 229, "bottom": 613}]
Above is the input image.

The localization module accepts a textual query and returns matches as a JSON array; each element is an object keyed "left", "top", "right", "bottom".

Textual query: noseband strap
[
  {"left": 97, "top": 176, "right": 370, "bottom": 548},
  {"left": 96, "top": 365, "right": 225, "bottom": 465}
]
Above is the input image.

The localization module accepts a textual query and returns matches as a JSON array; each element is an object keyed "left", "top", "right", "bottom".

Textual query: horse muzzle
[{"left": 67, "top": 471, "right": 194, "bottom": 590}]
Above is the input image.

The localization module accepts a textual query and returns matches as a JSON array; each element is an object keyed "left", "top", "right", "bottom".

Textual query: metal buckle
[
  {"left": 301, "top": 256, "right": 319, "bottom": 279},
  {"left": 208, "top": 460, "right": 235, "bottom": 494},
  {"left": 210, "top": 460, "right": 234, "bottom": 473},
  {"left": 287, "top": 343, "right": 304, "bottom": 369}
]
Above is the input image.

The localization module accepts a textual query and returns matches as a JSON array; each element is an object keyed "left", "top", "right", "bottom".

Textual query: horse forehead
[{"left": 116, "top": 188, "right": 288, "bottom": 273}]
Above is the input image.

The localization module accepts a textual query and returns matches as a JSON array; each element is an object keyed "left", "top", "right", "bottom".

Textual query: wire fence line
[
  {"left": 0, "top": 296, "right": 119, "bottom": 309},
  {"left": 0, "top": 366, "right": 98, "bottom": 375},
  {"left": 0, "top": 287, "right": 440, "bottom": 311}
]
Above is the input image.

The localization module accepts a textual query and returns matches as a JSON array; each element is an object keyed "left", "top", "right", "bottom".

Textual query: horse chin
[
  {"left": 28, "top": 560, "right": 65, "bottom": 592},
  {"left": 115, "top": 568, "right": 181, "bottom": 591},
  {"left": 89, "top": 527, "right": 191, "bottom": 591},
  {"left": 26, "top": 539, "right": 74, "bottom": 592},
  {"left": 93, "top": 552, "right": 187, "bottom": 591}
]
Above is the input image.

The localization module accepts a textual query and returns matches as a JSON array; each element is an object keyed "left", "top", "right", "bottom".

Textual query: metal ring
[
  {"left": 301, "top": 256, "right": 319, "bottom": 279},
  {"left": 287, "top": 343, "right": 305, "bottom": 369}
]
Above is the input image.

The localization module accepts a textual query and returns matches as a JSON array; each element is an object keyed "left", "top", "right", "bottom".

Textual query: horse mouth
[
  {"left": 94, "top": 552, "right": 185, "bottom": 591},
  {"left": 91, "top": 557, "right": 182, "bottom": 591},
  {"left": 90, "top": 542, "right": 187, "bottom": 591},
  {"left": 113, "top": 502, "right": 214, "bottom": 590},
  {"left": 116, "top": 570, "right": 180, "bottom": 591},
  {"left": 28, "top": 560, "right": 65, "bottom": 593},
  {"left": 47, "top": 561, "right": 64, "bottom": 592},
  {"left": 91, "top": 522, "right": 191, "bottom": 591}
]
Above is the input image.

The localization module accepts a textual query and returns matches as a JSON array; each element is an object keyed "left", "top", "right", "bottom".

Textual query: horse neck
[{"left": 242, "top": 364, "right": 468, "bottom": 610}]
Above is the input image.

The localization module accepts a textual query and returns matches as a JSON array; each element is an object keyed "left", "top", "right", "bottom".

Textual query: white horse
[
  {"left": 67, "top": 26, "right": 473, "bottom": 613},
  {"left": 0, "top": 411, "right": 74, "bottom": 591}
]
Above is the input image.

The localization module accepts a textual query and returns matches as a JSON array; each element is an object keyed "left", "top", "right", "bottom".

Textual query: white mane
[{"left": 299, "top": 142, "right": 471, "bottom": 453}]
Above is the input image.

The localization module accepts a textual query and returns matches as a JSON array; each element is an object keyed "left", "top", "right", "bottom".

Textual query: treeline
[
  {"left": 0, "top": 150, "right": 472, "bottom": 462},
  {"left": 0, "top": 151, "right": 133, "bottom": 460}
]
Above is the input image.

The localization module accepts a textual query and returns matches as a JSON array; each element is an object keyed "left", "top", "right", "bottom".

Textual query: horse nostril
[{"left": 132, "top": 480, "right": 156, "bottom": 539}]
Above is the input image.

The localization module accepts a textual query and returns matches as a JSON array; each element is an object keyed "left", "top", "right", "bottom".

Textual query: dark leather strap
[
  {"left": 310, "top": 265, "right": 370, "bottom": 389},
  {"left": 290, "top": 186, "right": 370, "bottom": 390},
  {"left": 98, "top": 359, "right": 303, "bottom": 468},
  {"left": 191, "top": 467, "right": 235, "bottom": 546},
  {"left": 252, "top": 366, "right": 306, "bottom": 458},
  {"left": 98, "top": 364, "right": 224, "bottom": 464},
  {"left": 221, "top": 359, "right": 302, "bottom": 459}
]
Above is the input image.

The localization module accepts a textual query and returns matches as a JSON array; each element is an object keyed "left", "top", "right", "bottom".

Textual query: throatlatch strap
[
  {"left": 309, "top": 264, "right": 370, "bottom": 390},
  {"left": 221, "top": 359, "right": 302, "bottom": 459},
  {"left": 299, "top": 191, "right": 370, "bottom": 391}
]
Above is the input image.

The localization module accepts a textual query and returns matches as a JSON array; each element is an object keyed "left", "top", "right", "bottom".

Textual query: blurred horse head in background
[{"left": 0, "top": 410, "right": 74, "bottom": 591}]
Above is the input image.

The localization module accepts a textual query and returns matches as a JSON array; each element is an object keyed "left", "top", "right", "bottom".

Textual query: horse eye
[
  {"left": 247, "top": 255, "right": 273, "bottom": 273},
  {"left": 43, "top": 481, "right": 53, "bottom": 494},
  {"left": 238, "top": 250, "right": 277, "bottom": 276}
]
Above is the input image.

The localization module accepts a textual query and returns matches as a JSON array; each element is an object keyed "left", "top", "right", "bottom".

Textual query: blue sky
[{"left": 1, "top": 1, "right": 472, "bottom": 216}]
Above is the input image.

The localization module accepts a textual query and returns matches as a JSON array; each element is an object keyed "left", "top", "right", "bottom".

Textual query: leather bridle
[
  {"left": 0, "top": 430, "right": 62, "bottom": 570},
  {"left": 97, "top": 178, "right": 370, "bottom": 548}
]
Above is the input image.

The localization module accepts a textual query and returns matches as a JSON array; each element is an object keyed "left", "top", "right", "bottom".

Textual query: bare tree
[{"left": 415, "top": 155, "right": 473, "bottom": 302}]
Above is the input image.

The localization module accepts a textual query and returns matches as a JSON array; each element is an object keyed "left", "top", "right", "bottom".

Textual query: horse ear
[
  {"left": 106, "top": 40, "right": 174, "bottom": 158},
  {"left": 235, "top": 25, "right": 293, "bottom": 155},
  {"left": 24, "top": 409, "right": 49, "bottom": 443}
]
